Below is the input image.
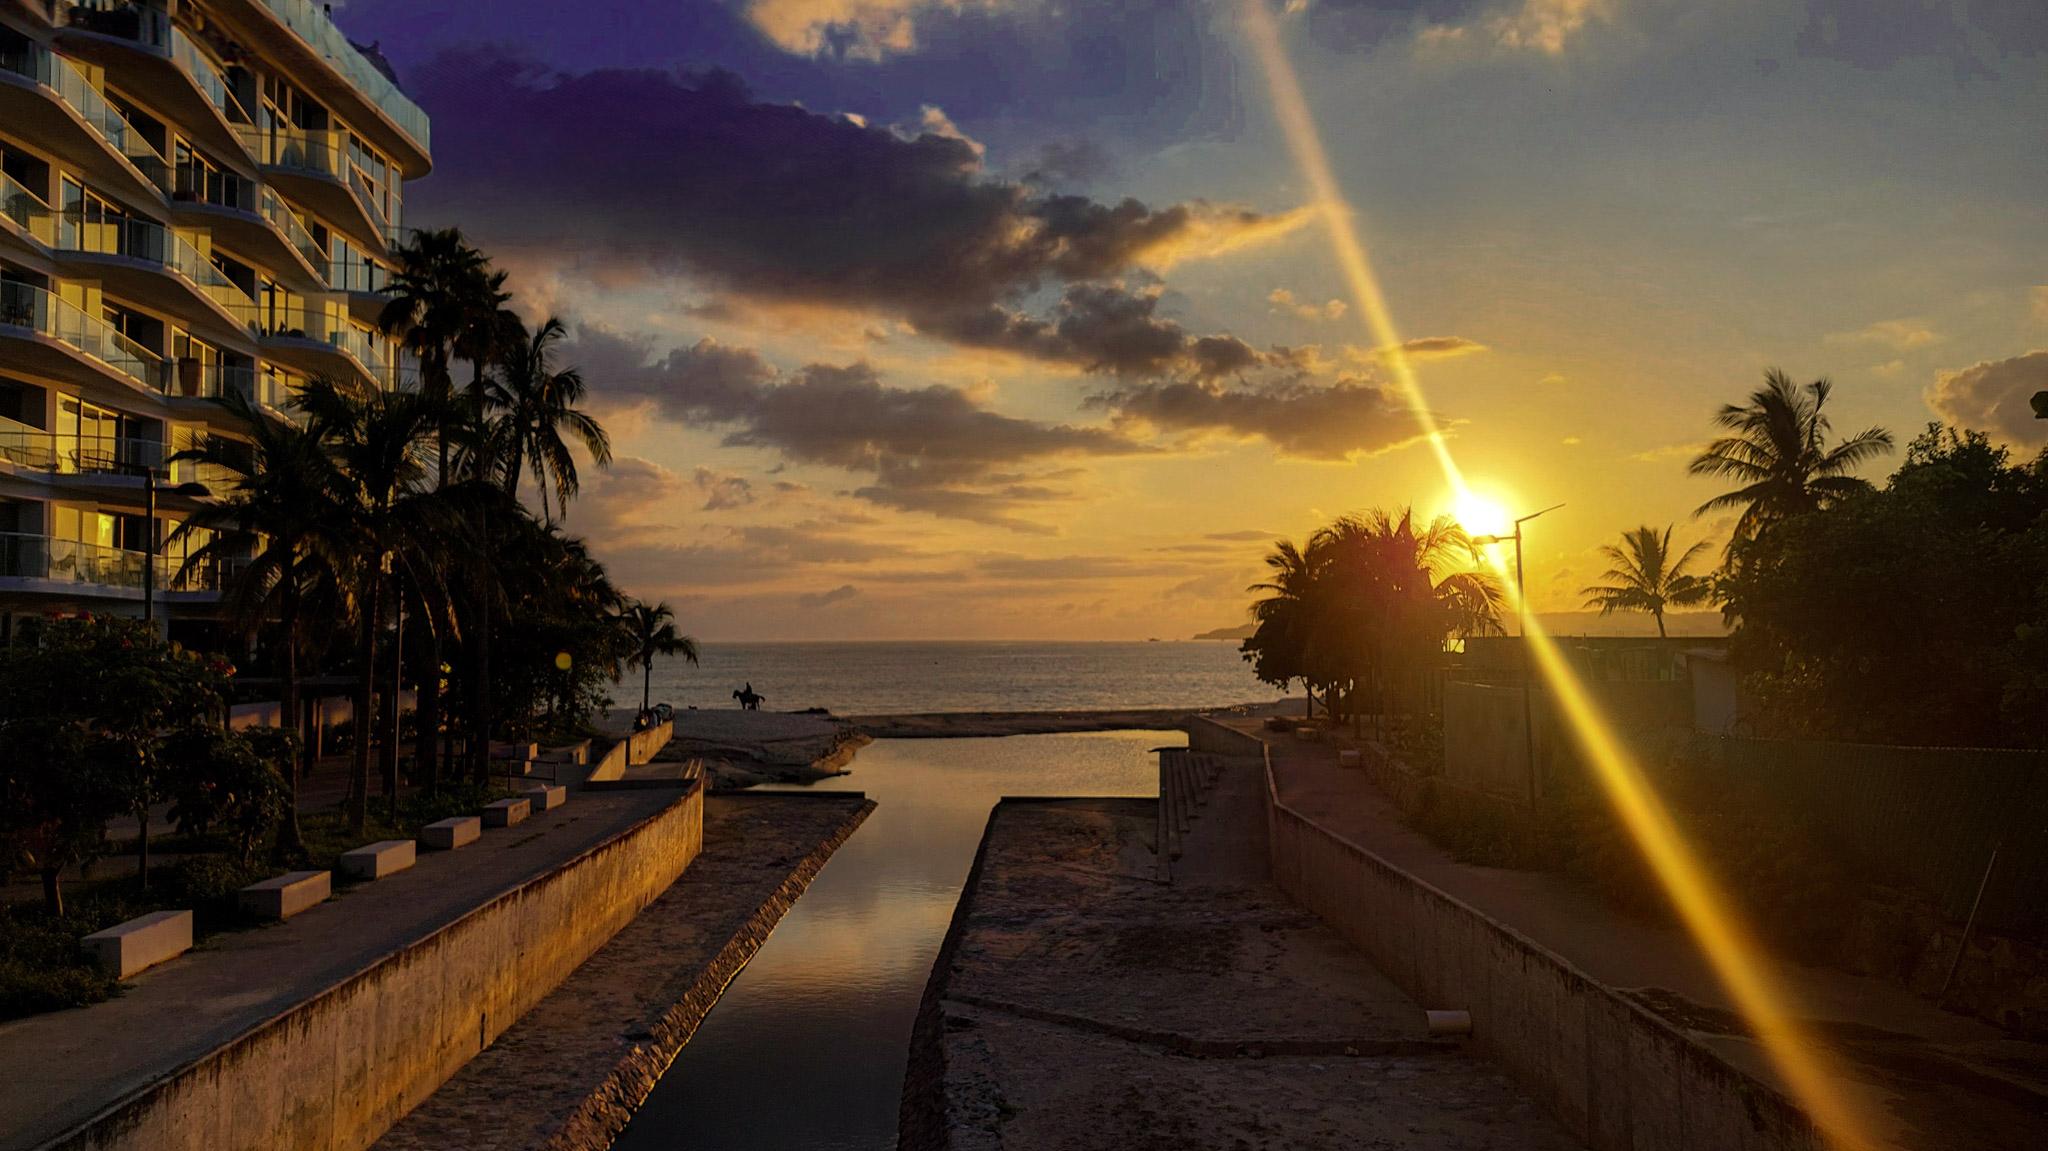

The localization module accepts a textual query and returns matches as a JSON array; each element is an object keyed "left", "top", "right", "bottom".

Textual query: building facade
[{"left": 0, "top": 0, "right": 427, "bottom": 641}]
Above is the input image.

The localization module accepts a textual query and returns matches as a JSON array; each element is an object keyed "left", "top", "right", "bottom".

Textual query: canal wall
[
  {"left": 585, "top": 720, "right": 673, "bottom": 784},
  {"left": 44, "top": 783, "right": 704, "bottom": 1151},
  {"left": 1201, "top": 714, "right": 1830, "bottom": 1151}
]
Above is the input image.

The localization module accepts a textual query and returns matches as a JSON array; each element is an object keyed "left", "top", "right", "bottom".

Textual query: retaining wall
[
  {"left": 584, "top": 720, "right": 672, "bottom": 785},
  {"left": 46, "top": 784, "right": 705, "bottom": 1151},
  {"left": 1192, "top": 716, "right": 1830, "bottom": 1151}
]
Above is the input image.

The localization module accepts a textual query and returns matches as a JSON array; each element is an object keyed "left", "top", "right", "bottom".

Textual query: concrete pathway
[
  {"left": 1236, "top": 718, "right": 2048, "bottom": 1151},
  {"left": 0, "top": 788, "right": 678, "bottom": 1150},
  {"left": 901, "top": 762, "right": 1586, "bottom": 1150}
]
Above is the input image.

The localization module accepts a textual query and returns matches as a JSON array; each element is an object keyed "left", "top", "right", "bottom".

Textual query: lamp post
[
  {"left": 142, "top": 471, "right": 211, "bottom": 633},
  {"left": 1472, "top": 502, "right": 1563, "bottom": 804}
]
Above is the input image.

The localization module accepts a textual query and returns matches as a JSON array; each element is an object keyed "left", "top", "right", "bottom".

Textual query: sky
[{"left": 333, "top": 0, "right": 2048, "bottom": 640}]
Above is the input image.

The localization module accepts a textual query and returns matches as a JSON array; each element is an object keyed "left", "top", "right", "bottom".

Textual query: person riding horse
[{"left": 733, "top": 682, "right": 765, "bottom": 711}]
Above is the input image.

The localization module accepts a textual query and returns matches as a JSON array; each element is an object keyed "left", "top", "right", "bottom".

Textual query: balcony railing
[
  {"left": 260, "top": 301, "right": 385, "bottom": 377},
  {"left": 250, "top": 0, "right": 430, "bottom": 151},
  {"left": 0, "top": 530, "right": 218, "bottom": 592},
  {"left": 56, "top": 211, "right": 260, "bottom": 331},
  {"left": 0, "top": 38, "right": 174, "bottom": 193},
  {"left": 0, "top": 171, "right": 58, "bottom": 247},
  {"left": 0, "top": 417, "right": 166, "bottom": 475},
  {"left": 0, "top": 279, "right": 169, "bottom": 392},
  {"left": 259, "top": 186, "right": 326, "bottom": 270},
  {"left": 63, "top": 3, "right": 257, "bottom": 128}
]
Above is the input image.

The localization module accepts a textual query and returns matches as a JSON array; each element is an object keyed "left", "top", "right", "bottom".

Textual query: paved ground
[
  {"left": 903, "top": 760, "right": 1585, "bottom": 1149},
  {"left": 1237, "top": 718, "right": 2048, "bottom": 1151},
  {"left": 0, "top": 787, "right": 679, "bottom": 1150},
  {"left": 374, "top": 793, "right": 874, "bottom": 1151}
]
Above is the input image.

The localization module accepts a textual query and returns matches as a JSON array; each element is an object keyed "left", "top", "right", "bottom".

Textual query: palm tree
[
  {"left": 379, "top": 228, "right": 487, "bottom": 787},
  {"left": 1245, "top": 538, "right": 1325, "bottom": 717},
  {"left": 621, "top": 601, "right": 699, "bottom": 714},
  {"left": 1312, "top": 509, "right": 1504, "bottom": 727},
  {"left": 1581, "top": 525, "right": 1713, "bottom": 637},
  {"left": 298, "top": 378, "right": 455, "bottom": 831},
  {"left": 450, "top": 269, "right": 519, "bottom": 783},
  {"left": 490, "top": 316, "right": 611, "bottom": 524},
  {"left": 169, "top": 389, "right": 348, "bottom": 850},
  {"left": 1689, "top": 370, "right": 1893, "bottom": 550}
]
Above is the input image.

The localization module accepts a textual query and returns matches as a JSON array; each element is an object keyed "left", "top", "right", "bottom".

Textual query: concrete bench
[
  {"left": 82, "top": 910, "right": 193, "bottom": 979},
  {"left": 482, "top": 797, "right": 531, "bottom": 828},
  {"left": 420, "top": 815, "right": 481, "bottom": 850},
  {"left": 339, "top": 839, "right": 417, "bottom": 881},
  {"left": 239, "top": 870, "right": 331, "bottom": 920},
  {"left": 520, "top": 784, "right": 567, "bottom": 812},
  {"left": 540, "top": 740, "right": 590, "bottom": 766}
]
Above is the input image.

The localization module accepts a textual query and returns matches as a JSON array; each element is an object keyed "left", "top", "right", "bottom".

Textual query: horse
[{"left": 733, "top": 683, "right": 765, "bottom": 711}]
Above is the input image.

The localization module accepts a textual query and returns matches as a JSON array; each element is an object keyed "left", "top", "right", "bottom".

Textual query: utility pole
[{"left": 1473, "top": 503, "right": 1563, "bottom": 805}]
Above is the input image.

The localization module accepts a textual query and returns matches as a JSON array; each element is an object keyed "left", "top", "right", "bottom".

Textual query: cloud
[
  {"left": 568, "top": 326, "right": 1149, "bottom": 531},
  {"left": 797, "top": 584, "right": 863, "bottom": 608},
  {"left": 1925, "top": 351, "right": 2048, "bottom": 446},
  {"left": 1628, "top": 441, "right": 1706, "bottom": 463},
  {"left": 2031, "top": 287, "right": 2048, "bottom": 325},
  {"left": 1357, "top": 335, "right": 1489, "bottom": 362},
  {"left": 1795, "top": 0, "right": 2048, "bottom": 77},
  {"left": 1825, "top": 318, "right": 1940, "bottom": 352},
  {"left": 693, "top": 466, "right": 757, "bottom": 510},
  {"left": 1269, "top": 288, "right": 1348, "bottom": 322},
  {"left": 1540, "top": 372, "right": 1568, "bottom": 386},
  {"left": 743, "top": 0, "right": 999, "bottom": 61},
  {"left": 1094, "top": 377, "right": 1433, "bottom": 461},
  {"left": 1404, "top": 0, "right": 1617, "bottom": 55},
  {"left": 1561, "top": 435, "right": 1582, "bottom": 445},
  {"left": 1206, "top": 529, "right": 1280, "bottom": 541},
  {"left": 410, "top": 55, "right": 1300, "bottom": 367}
]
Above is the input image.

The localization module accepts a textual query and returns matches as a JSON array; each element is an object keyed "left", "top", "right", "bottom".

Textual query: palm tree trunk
[
  {"left": 383, "top": 571, "right": 404, "bottom": 823},
  {"left": 278, "top": 566, "right": 303, "bottom": 853},
  {"left": 415, "top": 618, "right": 441, "bottom": 793},
  {"left": 135, "top": 803, "right": 149, "bottom": 891},
  {"left": 42, "top": 867, "right": 62, "bottom": 918},
  {"left": 1655, "top": 608, "right": 1667, "bottom": 639},
  {"left": 348, "top": 569, "right": 383, "bottom": 836},
  {"left": 643, "top": 661, "right": 652, "bottom": 713}
]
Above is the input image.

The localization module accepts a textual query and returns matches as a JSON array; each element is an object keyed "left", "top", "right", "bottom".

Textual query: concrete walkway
[
  {"left": 900, "top": 757, "right": 1586, "bottom": 1150},
  {"left": 1235, "top": 718, "right": 2048, "bottom": 1151},
  {"left": 0, "top": 788, "right": 678, "bottom": 1150}
]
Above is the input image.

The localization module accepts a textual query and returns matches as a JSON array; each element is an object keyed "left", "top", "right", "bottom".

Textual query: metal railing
[
  {"left": 259, "top": 186, "right": 326, "bottom": 271},
  {"left": 234, "top": 125, "right": 400, "bottom": 244},
  {"left": 65, "top": 3, "right": 258, "bottom": 128},
  {"left": 259, "top": 300, "right": 386, "bottom": 379},
  {"left": 0, "top": 530, "right": 218, "bottom": 591},
  {"left": 0, "top": 279, "right": 169, "bottom": 392},
  {"left": 250, "top": 0, "right": 431, "bottom": 151},
  {"left": 0, "top": 418, "right": 167, "bottom": 475},
  {"left": 0, "top": 171, "right": 58, "bottom": 247},
  {"left": 0, "top": 37, "right": 173, "bottom": 193},
  {"left": 56, "top": 211, "right": 260, "bottom": 331}
]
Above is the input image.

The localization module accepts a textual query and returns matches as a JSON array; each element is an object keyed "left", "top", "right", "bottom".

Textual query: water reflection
[{"left": 613, "top": 731, "right": 1181, "bottom": 1150}]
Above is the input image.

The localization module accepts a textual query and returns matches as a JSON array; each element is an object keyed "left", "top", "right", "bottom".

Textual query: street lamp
[
  {"left": 1471, "top": 502, "right": 1563, "bottom": 804},
  {"left": 143, "top": 472, "right": 211, "bottom": 632}
]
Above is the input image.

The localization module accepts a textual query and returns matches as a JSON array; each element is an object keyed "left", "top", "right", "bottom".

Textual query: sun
[{"left": 1453, "top": 490, "right": 1514, "bottom": 540}]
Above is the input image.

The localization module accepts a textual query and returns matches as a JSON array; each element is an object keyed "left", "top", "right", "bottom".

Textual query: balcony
[
  {"left": 0, "top": 416, "right": 231, "bottom": 491},
  {"left": 0, "top": 530, "right": 219, "bottom": 595},
  {"left": 234, "top": 124, "right": 393, "bottom": 254},
  {"left": 258, "top": 299, "right": 386, "bottom": 390},
  {"left": 168, "top": 178, "right": 328, "bottom": 291},
  {"left": 0, "top": 35, "right": 174, "bottom": 204},
  {"left": 54, "top": 212, "right": 260, "bottom": 346},
  {"left": 213, "top": 0, "right": 430, "bottom": 174},
  {"left": 0, "top": 171, "right": 58, "bottom": 263},
  {"left": 54, "top": 2, "right": 260, "bottom": 175},
  {"left": 0, "top": 279, "right": 170, "bottom": 395}
]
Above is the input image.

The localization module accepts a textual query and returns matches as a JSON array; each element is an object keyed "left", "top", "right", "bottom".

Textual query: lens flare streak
[{"left": 1236, "top": 3, "right": 1878, "bottom": 1146}]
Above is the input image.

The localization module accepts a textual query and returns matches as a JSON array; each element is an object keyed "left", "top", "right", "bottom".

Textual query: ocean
[{"left": 632, "top": 640, "right": 1291, "bottom": 716}]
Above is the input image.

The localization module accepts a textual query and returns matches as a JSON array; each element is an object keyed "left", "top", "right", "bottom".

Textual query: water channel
[{"left": 610, "top": 730, "right": 1181, "bottom": 1150}]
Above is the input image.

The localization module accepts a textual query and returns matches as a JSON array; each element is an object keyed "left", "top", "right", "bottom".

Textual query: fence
[
  {"left": 1684, "top": 734, "right": 2048, "bottom": 937},
  {"left": 1442, "top": 679, "right": 1692, "bottom": 802}
]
